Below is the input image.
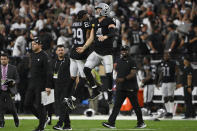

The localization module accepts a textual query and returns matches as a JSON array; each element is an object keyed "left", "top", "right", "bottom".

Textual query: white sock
[
  {"left": 165, "top": 102, "right": 170, "bottom": 113},
  {"left": 92, "top": 85, "right": 97, "bottom": 88},
  {"left": 169, "top": 102, "right": 174, "bottom": 114}
]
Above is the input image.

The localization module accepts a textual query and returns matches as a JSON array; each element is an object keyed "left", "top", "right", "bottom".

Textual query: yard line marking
[
  {"left": 36, "top": 128, "right": 156, "bottom": 131},
  {"left": 5, "top": 115, "right": 196, "bottom": 120},
  {"left": 91, "top": 128, "right": 156, "bottom": 131}
]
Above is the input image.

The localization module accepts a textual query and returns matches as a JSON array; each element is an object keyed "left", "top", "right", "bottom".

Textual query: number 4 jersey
[
  {"left": 70, "top": 20, "right": 91, "bottom": 60},
  {"left": 91, "top": 17, "right": 116, "bottom": 55}
]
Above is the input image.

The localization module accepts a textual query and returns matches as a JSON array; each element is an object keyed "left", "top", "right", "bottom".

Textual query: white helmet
[{"left": 95, "top": 3, "right": 110, "bottom": 17}]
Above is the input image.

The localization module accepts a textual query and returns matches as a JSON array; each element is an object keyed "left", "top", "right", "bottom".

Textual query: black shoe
[
  {"left": 182, "top": 116, "right": 191, "bottom": 119},
  {"left": 135, "top": 122, "right": 146, "bottom": 128},
  {"left": 0, "top": 121, "right": 5, "bottom": 128},
  {"left": 63, "top": 126, "right": 72, "bottom": 130},
  {"left": 63, "top": 96, "right": 76, "bottom": 110},
  {"left": 14, "top": 118, "right": 19, "bottom": 127},
  {"left": 102, "top": 122, "right": 116, "bottom": 129},
  {"left": 164, "top": 113, "right": 173, "bottom": 118},
  {"left": 107, "top": 90, "right": 113, "bottom": 104},
  {"left": 89, "top": 87, "right": 101, "bottom": 100},
  {"left": 53, "top": 124, "right": 63, "bottom": 130}
]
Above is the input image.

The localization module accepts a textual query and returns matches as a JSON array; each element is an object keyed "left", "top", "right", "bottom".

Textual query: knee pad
[
  {"left": 169, "top": 96, "right": 174, "bottom": 102},
  {"left": 164, "top": 97, "right": 169, "bottom": 103}
]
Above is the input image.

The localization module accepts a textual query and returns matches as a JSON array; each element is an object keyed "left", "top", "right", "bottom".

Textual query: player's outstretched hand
[
  {"left": 98, "top": 35, "right": 107, "bottom": 42},
  {"left": 76, "top": 47, "right": 85, "bottom": 53}
]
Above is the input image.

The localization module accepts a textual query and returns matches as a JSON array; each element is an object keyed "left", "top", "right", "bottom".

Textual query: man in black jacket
[
  {"left": 0, "top": 53, "right": 20, "bottom": 128},
  {"left": 24, "top": 37, "right": 51, "bottom": 131},
  {"left": 52, "top": 45, "right": 72, "bottom": 130},
  {"left": 102, "top": 46, "right": 146, "bottom": 129}
]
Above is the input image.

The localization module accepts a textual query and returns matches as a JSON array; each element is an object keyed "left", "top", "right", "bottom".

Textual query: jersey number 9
[{"left": 72, "top": 28, "right": 84, "bottom": 45}]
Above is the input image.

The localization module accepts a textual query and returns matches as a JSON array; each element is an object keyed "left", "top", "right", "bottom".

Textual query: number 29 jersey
[
  {"left": 159, "top": 60, "right": 176, "bottom": 83},
  {"left": 70, "top": 21, "right": 91, "bottom": 60}
]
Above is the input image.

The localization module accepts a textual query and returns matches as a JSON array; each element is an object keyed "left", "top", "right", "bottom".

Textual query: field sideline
[{"left": 1, "top": 115, "right": 197, "bottom": 131}]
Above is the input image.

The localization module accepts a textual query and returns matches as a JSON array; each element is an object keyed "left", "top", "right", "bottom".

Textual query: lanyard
[{"left": 54, "top": 58, "right": 64, "bottom": 74}]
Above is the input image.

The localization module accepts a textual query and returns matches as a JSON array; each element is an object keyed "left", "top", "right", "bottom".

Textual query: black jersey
[
  {"left": 70, "top": 21, "right": 91, "bottom": 60},
  {"left": 116, "top": 57, "right": 138, "bottom": 91},
  {"left": 128, "top": 29, "right": 141, "bottom": 45},
  {"left": 91, "top": 17, "right": 115, "bottom": 55},
  {"left": 182, "top": 66, "right": 194, "bottom": 87},
  {"left": 159, "top": 60, "right": 176, "bottom": 83}
]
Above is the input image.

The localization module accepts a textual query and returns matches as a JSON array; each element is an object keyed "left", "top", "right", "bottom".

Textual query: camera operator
[{"left": 0, "top": 53, "right": 20, "bottom": 128}]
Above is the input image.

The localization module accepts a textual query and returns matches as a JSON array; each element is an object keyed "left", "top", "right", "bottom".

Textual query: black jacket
[
  {"left": 29, "top": 50, "right": 51, "bottom": 90},
  {"left": 51, "top": 55, "right": 70, "bottom": 86},
  {"left": 115, "top": 57, "right": 138, "bottom": 91},
  {"left": 0, "top": 64, "right": 20, "bottom": 93}
]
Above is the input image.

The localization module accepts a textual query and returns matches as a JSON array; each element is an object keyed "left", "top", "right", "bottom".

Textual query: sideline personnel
[
  {"left": 102, "top": 46, "right": 146, "bottom": 129},
  {"left": 24, "top": 37, "right": 51, "bottom": 131},
  {"left": 0, "top": 53, "right": 20, "bottom": 128},
  {"left": 181, "top": 56, "right": 196, "bottom": 119},
  {"left": 52, "top": 45, "right": 72, "bottom": 130}
]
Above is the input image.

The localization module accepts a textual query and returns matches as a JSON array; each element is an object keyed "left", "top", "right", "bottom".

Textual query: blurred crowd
[
  {"left": 0, "top": 0, "right": 197, "bottom": 113},
  {"left": 0, "top": 0, "right": 197, "bottom": 60}
]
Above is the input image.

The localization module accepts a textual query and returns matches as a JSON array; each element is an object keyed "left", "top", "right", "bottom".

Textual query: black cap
[
  {"left": 120, "top": 45, "right": 129, "bottom": 51},
  {"left": 33, "top": 37, "right": 42, "bottom": 44},
  {"left": 77, "top": 10, "right": 88, "bottom": 19}
]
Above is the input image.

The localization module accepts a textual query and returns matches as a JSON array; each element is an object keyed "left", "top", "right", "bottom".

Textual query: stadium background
[{"left": 0, "top": 0, "right": 197, "bottom": 130}]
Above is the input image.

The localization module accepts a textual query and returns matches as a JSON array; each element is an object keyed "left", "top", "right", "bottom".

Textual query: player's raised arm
[{"left": 76, "top": 27, "right": 94, "bottom": 53}]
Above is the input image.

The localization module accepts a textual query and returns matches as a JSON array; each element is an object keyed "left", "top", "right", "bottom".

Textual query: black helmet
[{"left": 33, "top": 36, "right": 42, "bottom": 44}]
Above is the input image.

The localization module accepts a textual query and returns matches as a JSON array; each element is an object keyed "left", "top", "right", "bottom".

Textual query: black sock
[
  {"left": 84, "top": 67, "right": 96, "bottom": 88},
  {"left": 67, "top": 78, "right": 76, "bottom": 97},
  {"left": 106, "top": 73, "right": 113, "bottom": 91},
  {"left": 74, "top": 77, "right": 90, "bottom": 99}
]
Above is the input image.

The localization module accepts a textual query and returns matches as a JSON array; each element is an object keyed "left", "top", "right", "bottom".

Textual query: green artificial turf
[{"left": 0, "top": 120, "right": 197, "bottom": 131}]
